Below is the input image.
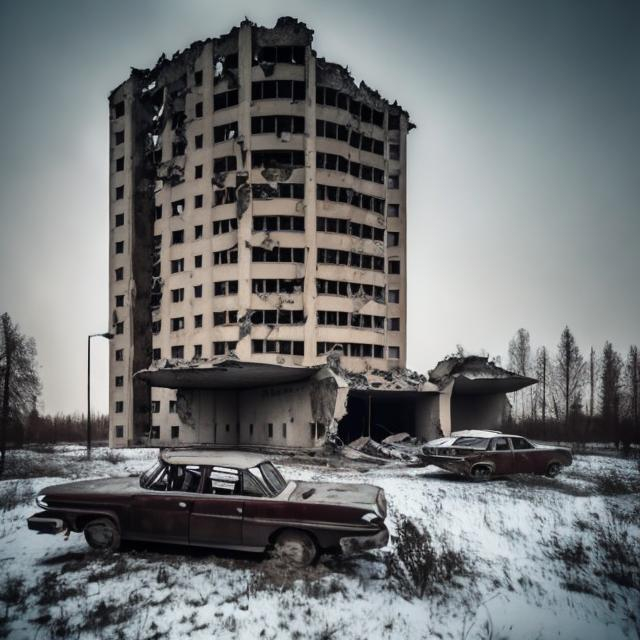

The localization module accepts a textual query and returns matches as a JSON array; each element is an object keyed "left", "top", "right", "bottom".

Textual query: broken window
[
  {"left": 195, "top": 134, "right": 203, "bottom": 149},
  {"left": 152, "top": 320, "right": 161, "bottom": 334},
  {"left": 115, "top": 186, "right": 124, "bottom": 200},
  {"left": 115, "top": 267, "right": 124, "bottom": 281},
  {"left": 195, "top": 164, "right": 203, "bottom": 179},
  {"left": 213, "top": 311, "right": 225, "bottom": 326},
  {"left": 251, "top": 150, "right": 305, "bottom": 169},
  {"left": 115, "top": 349, "right": 124, "bottom": 361},
  {"left": 195, "top": 102, "right": 203, "bottom": 118},
  {"left": 252, "top": 247, "right": 304, "bottom": 263},
  {"left": 151, "top": 400, "right": 160, "bottom": 413},
  {"left": 213, "top": 280, "right": 238, "bottom": 296},
  {"left": 150, "top": 426, "right": 160, "bottom": 439},
  {"left": 213, "top": 248, "right": 238, "bottom": 265},
  {"left": 171, "top": 111, "right": 186, "bottom": 130},
  {"left": 155, "top": 205, "right": 162, "bottom": 220},
  {"left": 115, "top": 401, "right": 124, "bottom": 413},
  {"left": 113, "top": 101, "right": 125, "bottom": 118},
  {"left": 171, "top": 199, "right": 185, "bottom": 216},
  {"left": 213, "top": 187, "right": 237, "bottom": 206},
  {"left": 389, "top": 318, "right": 400, "bottom": 331},
  {"left": 171, "top": 345, "right": 184, "bottom": 359},
  {"left": 115, "top": 156, "right": 124, "bottom": 172},
  {"left": 194, "top": 224, "right": 203, "bottom": 239},
  {"left": 388, "top": 260, "right": 401, "bottom": 275},
  {"left": 171, "top": 426, "right": 180, "bottom": 439},
  {"left": 389, "top": 144, "right": 400, "bottom": 161},
  {"left": 252, "top": 215, "right": 304, "bottom": 232},
  {"left": 194, "top": 195, "right": 203, "bottom": 209},
  {"left": 317, "top": 249, "right": 384, "bottom": 272},
  {"left": 388, "top": 174, "right": 400, "bottom": 189},
  {"left": 172, "top": 141, "right": 186, "bottom": 157},
  {"left": 171, "top": 230, "right": 184, "bottom": 245},
  {"left": 387, "top": 204, "right": 400, "bottom": 217},
  {"left": 388, "top": 346, "right": 400, "bottom": 359},
  {"left": 213, "top": 155, "right": 237, "bottom": 173},
  {"left": 115, "top": 295, "right": 124, "bottom": 307},
  {"left": 171, "top": 318, "right": 184, "bottom": 331},
  {"left": 171, "top": 258, "right": 184, "bottom": 273},
  {"left": 115, "top": 376, "right": 124, "bottom": 387},
  {"left": 194, "top": 285, "right": 202, "bottom": 298},
  {"left": 194, "top": 314, "right": 203, "bottom": 328},
  {"left": 115, "top": 213, "right": 124, "bottom": 227},
  {"left": 195, "top": 255, "right": 203, "bottom": 268},
  {"left": 169, "top": 400, "right": 177, "bottom": 413},
  {"left": 194, "top": 70, "right": 203, "bottom": 86},
  {"left": 114, "top": 130, "right": 125, "bottom": 145},
  {"left": 152, "top": 348, "right": 161, "bottom": 360},
  {"left": 316, "top": 183, "right": 384, "bottom": 214},
  {"left": 388, "top": 113, "right": 400, "bottom": 130},
  {"left": 213, "top": 89, "right": 239, "bottom": 111},
  {"left": 212, "top": 218, "right": 238, "bottom": 235},
  {"left": 171, "top": 288, "right": 184, "bottom": 303},
  {"left": 251, "top": 80, "right": 305, "bottom": 101},
  {"left": 213, "top": 121, "right": 238, "bottom": 143}
]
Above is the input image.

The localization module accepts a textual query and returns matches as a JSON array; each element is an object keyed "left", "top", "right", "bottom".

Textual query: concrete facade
[{"left": 108, "top": 18, "right": 413, "bottom": 447}]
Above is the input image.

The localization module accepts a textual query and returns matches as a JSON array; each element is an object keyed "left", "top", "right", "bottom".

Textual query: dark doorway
[{"left": 338, "top": 392, "right": 417, "bottom": 444}]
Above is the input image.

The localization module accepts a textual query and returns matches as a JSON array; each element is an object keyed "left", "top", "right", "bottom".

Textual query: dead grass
[
  {"left": 0, "top": 482, "right": 35, "bottom": 511},
  {"left": 594, "top": 471, "right": 640, "bottom": 496},
  {"left": 387, "top": 515, "right": 474, "bottom": 599}
]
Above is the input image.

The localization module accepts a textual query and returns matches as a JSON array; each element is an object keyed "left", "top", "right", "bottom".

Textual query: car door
[
  {"left": 510, "top": 437, "right": 536, "bottom": 473},
  {"left": 129, "top": 464, "right": 193, "bottom": 544},
  {"left": 489, "top": 437, "right": 515, "bottom": 475},
  {"left": 189, "top": 466, "right": 244, "bottom": 549}
]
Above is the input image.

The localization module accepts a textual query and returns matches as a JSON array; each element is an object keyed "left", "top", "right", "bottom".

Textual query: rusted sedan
[
  {"left": 422, "top": 430, "right": 572, "bottom": 480},
  {"left": 27, "top": 449, "right": 388, "bottom": 565}
]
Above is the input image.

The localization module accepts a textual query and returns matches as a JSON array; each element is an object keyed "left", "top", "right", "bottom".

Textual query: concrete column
[
  {"left": 303, "top": 48, "right": 318, "bottom": 365},
  {"left": 438, "top": 381, "right": 454, "bottom": 436}
]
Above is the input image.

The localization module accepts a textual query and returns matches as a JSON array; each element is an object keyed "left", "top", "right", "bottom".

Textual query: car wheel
[
  {"left": 546, "top": 462, "right": 561, "bottom": 478},
  {"left": 84, "top": 518, "right": 121, "bottom": 552},
  {"left": 272, "top": 530, "right": 317, "bottom": 567},
  {"left": 470, "top": 465, "right": 492, "bottom": 482}
]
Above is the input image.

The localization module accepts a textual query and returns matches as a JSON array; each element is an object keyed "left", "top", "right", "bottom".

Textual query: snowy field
[{"left": 1, "top": 445, "right": 639, "bottom": 640}]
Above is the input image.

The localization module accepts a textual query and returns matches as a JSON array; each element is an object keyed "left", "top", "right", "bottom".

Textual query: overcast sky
[{"left": 0, "top": 0, "right": 638, "bottom": 415}]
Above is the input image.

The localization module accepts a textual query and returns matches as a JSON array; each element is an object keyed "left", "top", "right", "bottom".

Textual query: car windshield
[
  {"left": 140, "top": 462, "right": 166, "bottom": 489},
  {"left": 453, "top": 437, "right": 490, "bottom": 450}
]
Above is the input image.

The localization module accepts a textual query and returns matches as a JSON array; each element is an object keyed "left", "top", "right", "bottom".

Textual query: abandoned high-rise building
[{"left": 108, "top": 18, "right": 414, "bottom": 447}]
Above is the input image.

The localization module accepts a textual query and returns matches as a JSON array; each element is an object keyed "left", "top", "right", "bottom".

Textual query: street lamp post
[{"left": 87, "top": 332, "right": 114, "bottom": 458}]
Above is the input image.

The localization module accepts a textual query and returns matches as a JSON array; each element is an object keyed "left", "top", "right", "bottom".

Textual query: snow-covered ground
[{"left": 1, "top": 446, "right": 638, "bottom": 640}]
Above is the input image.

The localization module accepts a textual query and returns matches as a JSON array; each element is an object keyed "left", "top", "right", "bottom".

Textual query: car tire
[
  {"left": 545, "top": 462, "right": 561, "bottom": 478},
  {"left": 470, "top": 465, "right": 493, "bottom": 482},
  {"left": 84, "top": 518, "right": 121, "bottom": 552},
  {"left": 271, "top": 530, "right": 317, "bottom": 567}
]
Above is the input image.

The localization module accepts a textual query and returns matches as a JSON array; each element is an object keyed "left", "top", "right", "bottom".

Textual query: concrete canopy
[{"left": 134, "top": 357, "right": 323, "bottom": 390}]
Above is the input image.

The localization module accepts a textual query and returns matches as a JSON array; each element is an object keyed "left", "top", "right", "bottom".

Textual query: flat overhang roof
[
  {"left": 349, "top": 388, "right": 436, "bottom": 399},
  {"left": 134, "top": 359, "right": 322, "bottom": 390},
  {"left": 452, "top": 375, "right": 537, "bottom": 395}
]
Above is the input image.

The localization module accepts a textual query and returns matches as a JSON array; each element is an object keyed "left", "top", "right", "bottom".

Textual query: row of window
[
  {"left": 317, "top": 311, "right": 386, "bottom": 330},
  {"left": 316, "top": 152, "right": 385, "bottom": 185},
  {"left": 317, "top": 342, "right": 401, "bottom": 359},
  {"left": 252, "top": 278, "right": 304, "bottom": 294},
  {"left": 316, "top": 120, "right": 384, "bottom": 156},
  {"left": 251, "top": 115, "right": 305, "bottom": 136},
  {"left": 316, "top": 216, "right": 384, "bottom": 242},
  {"left": 254, "top": 45, "right": 305, "bottom": 66},
  {"left": 252, "top": 340, "right": 304, "bottom": 355},
  {"left": 316, "top": 184, "right": 385, "bottom": 215},
  {"left": 252, "top": 183, "right": 305, "bottom": 200},
  {"left": 252, "top": 247, "right": 305, "bottom": 263},
  {"left": 253, "top": 215, "right": 304, "bottom": 232},
  {"left": 315, "top": 87, "right": 387, "bottom": 128},
  {"left": 317, "top": 248, "right": 385, "bottom": 272},
  {"left": 251, "top": 80, "right": 305, "bottom": 102},
  {"left": 252, "top": 149, "right": 304, "bottom": 170},
  {"left": 316, "top": 279, "right": 388, "bottom": 302}
]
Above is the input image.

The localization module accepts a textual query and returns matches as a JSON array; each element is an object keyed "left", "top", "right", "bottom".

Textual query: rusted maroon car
[
  {"left": 27, "top": 450, "right": 388, "bottom": 565},
  {"left": 422, "top": 430, "right": 572, "bottom": 480}
]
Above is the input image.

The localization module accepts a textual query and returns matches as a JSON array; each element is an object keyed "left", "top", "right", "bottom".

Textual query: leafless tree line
[{"left": 507, "top": 327, "right": 639, "bottom": 449}]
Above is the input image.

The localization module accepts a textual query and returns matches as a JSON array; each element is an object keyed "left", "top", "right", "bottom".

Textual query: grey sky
[{"left": 1, "top": 0, "right": 638, "bottom": 415}]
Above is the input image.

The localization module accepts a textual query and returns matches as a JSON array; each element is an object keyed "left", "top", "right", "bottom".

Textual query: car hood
[
  {"left": 40, "top": 477, "right": 140, "bottom": 498},
  {"left": 288, "top": 481, "right": 383, "bottom": 512}
]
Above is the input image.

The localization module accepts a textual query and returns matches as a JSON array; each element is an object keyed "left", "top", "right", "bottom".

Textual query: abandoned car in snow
[
  {"left": 27, "top": 449, "right": 388, "bottom": 565},
  {"left": 422, "top": 430, "right": 572, "bottom": 480}
]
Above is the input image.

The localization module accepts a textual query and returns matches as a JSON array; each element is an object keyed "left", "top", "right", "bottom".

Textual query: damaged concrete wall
[{"left": 450, "top": 393, "right": 511, "bottom": 432}]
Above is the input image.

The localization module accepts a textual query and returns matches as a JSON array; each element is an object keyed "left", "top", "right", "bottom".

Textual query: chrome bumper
[
  {"left": 28, "top": 514, "right": 65, "bottom": 535},
  {"left": 339, "top": 526, "right": 389, "bottom": 554}
]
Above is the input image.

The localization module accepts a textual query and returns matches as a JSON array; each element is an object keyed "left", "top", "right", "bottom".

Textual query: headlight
[
  {"left": 362, "top": 513, "right": 378, "bottom": 523},
  {"left": 36, "top": 494, "right": 48, "bottom": 508}
]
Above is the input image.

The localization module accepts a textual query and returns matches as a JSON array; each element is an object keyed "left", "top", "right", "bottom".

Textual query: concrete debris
[
  {"left": 236, "top": 181, "right": 251, "bottom": 217},
  {"left": 238, "top": 312, "right": 253, "bottom": 340},
  {"left": 381, "top": 432, "right": 411, "bottom": 445},
  {"left": 428, "top": 355, "right": 533, "bottom": 389},
  {"left": 347, "top": 436, "right": 420, "bottom": 464},
  {"left": 212, "top": 171, "right": 227, "bottom": 188},
  {"left": 261, "top": 166, "right": 293, "bottom": 183},
  {"left": 344, "top": 367, "right": 428, "bottom": 392}
]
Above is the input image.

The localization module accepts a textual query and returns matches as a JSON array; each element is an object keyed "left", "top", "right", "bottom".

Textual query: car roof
[
  {"left": 160, "top": 449, "right": 270, "bottom": 469},
  {"left": 450, "top": 430, "right": 503, "bottom": 439}
]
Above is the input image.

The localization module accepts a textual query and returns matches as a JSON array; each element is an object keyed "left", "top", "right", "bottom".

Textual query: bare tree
[
  {"left": 0, "top": 313, "right": 41, "bottom": 475},
  {"left": 554, "top": 326, "right": 586, "bottom": 427},
  {"left": 508, "top": 328, "right": 531, "bottom": 420},
  {"left": 623, "top": 345, "right": 639, "bottom": 432},
  {"left": 599, "top": 341, "right": 623, "bottom": 446},
  {"left": 534, "top": 346, "right": 549, "bottom": 428}
]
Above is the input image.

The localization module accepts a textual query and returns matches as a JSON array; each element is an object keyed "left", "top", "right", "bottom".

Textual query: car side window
[
  {"left": 203, "top": 466, "right": 240, "bottom": 495},
  {"left": 241, "top": 471, "right": 267, "bottom": 497},
  {"left": 511, "top": 437, "right": 532, "bottom": 450},
  {"left": 492, "top": 438, "right": 510, "bottom": 451},
  {"left": 167, "top": 465, "right": 201, "bottom": 492}
]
